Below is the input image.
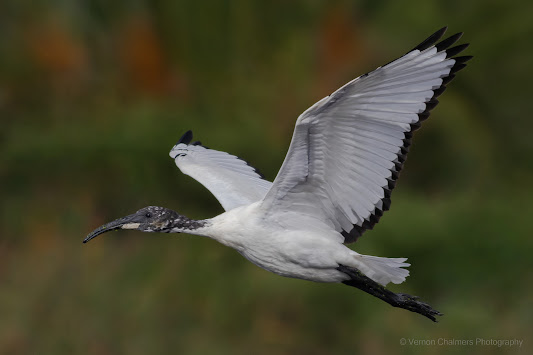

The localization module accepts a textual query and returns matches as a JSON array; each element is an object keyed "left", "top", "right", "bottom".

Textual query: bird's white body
[
  {"left": 207, "top": 202, "right": 349, "bottom": 282},
  {"left": 188, "top": 201, "right": 409, "bottom": 284}
]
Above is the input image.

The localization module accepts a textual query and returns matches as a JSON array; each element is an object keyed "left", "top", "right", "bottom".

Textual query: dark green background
[{"left": 1, "top": 0, "right": 531, "bottom": 354}]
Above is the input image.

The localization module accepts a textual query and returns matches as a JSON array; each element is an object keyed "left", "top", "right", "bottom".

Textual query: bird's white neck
[{"left": 168, "top": 204, "right": 258, "bottom": 251}]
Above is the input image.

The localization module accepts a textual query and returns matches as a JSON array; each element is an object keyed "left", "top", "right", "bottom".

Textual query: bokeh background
[{"left": 1, "top": 0, "right": 532, "bottom": 354}]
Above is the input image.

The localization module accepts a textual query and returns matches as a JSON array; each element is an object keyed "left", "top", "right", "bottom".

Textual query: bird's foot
[{"left": 392, "top": 293, "right": 443, "bottom": 322}]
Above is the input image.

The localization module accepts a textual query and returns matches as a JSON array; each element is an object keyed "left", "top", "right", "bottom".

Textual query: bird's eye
[{"left": 145, "top": 212, "right": 152, "bottom": 218}]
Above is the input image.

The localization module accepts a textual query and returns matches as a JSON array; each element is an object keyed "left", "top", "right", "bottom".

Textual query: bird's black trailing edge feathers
[{"left": 341, "top": 27, "right": 472, "bottom": 244}]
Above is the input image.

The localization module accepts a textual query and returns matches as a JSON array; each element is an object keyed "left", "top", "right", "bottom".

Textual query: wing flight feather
[
  {"left": 260, "top": 27, "right": 471, "bottom": 243},
  {"left": 170, "top": 131, "right": 272, "bottom": 211}
]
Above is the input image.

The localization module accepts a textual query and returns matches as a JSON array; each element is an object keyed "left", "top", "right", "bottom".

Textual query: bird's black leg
[{"left": 337, "top": 264, "right": 442, "bottom": 322}]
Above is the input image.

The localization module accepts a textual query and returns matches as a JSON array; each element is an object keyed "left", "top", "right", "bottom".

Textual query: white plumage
[
  {"left": 86, "top": 27, "right": 471, "bottom": 321},
  {"left": 170, "top": 140, "right": 272, "bottom": 210}
]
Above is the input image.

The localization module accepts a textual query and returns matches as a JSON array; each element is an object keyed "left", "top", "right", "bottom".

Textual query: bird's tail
[{"left": 350, "top": 253, "right": 410, "bottom": 286}]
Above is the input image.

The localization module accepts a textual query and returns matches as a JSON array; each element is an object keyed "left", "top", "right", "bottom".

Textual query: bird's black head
[{"left": 83, "top": 206, "right": 180, "bottom": 243}]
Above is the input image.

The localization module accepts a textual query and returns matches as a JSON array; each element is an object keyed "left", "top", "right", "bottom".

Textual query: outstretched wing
[
  {"left": 170, "top": 131, "right": 273, "bottom": 211},
  {"left": 261, "top": 27, "right": 471, "bottom": 243}
]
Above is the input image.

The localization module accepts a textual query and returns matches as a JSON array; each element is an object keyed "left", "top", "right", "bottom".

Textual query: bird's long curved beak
[{"left": 83, "top": 214, "right": 138, "bottom": 243}]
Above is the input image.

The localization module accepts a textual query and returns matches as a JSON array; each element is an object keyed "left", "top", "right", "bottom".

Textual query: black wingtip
[
  {"left": 445, "top": 43, "right": 470, "bottom": 58},
  {"left": 413, "top": 26, "right": 447, "bottom": 52},
  {"left": 178, "top": 130, "right": 193, "bottom": 145},
  {"left": 435, "top": 32, "right": 463, "bottom": 52},
  {"left": 453, "top": 55, "right": 474, "bottom": 65}
]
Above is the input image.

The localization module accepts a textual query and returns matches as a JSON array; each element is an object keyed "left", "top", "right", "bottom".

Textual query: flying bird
[{"left": 84, "top": 27, "right": 471, "bottom": 322}]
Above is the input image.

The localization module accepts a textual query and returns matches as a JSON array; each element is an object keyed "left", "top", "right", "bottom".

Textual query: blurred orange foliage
[
  {"left": 316, "top": 4, "right": 365, "bottom": 94},
  {"left": 25, "top": 20, "right": 87, "bottom": 78}
]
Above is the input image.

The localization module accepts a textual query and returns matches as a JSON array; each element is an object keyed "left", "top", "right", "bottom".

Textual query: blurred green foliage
[{"left": 1, "top": 0, "right": 532, "bottom": 354}]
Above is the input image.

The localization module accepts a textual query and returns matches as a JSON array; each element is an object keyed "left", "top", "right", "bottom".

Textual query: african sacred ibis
[{"left": 85, "top": 27, "right": 471, "bottom": 322}]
